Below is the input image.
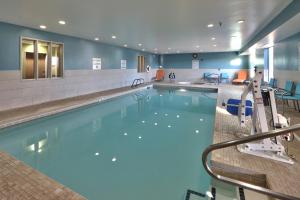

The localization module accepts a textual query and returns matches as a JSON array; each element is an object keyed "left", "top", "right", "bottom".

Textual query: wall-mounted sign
[
  {"left": 192, "top": 59, "right": 199, "bottom": 69},
  {"left": 121, "top": 59, "right": 127, "bottom": 69},
  {"left": 93, "top": 58, "right": 101, "bottom": 70}
]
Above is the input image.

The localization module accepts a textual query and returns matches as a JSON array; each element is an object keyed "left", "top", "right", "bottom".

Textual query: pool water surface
[{"left": 0, "top": 87, "right": 217, "bottom": 200}]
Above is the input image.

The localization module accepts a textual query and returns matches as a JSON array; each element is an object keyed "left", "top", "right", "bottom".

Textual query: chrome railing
[
  {"left": 202, "top": 124, "right": 300, "bottom": 200},
  {"left": 131, "top": 78, "right": 145, "bottom": 88}
]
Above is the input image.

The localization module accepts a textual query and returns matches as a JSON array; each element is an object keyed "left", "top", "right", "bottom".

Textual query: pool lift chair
[{"left": 223, "top": 68, "right": 294, "bottom": 164}]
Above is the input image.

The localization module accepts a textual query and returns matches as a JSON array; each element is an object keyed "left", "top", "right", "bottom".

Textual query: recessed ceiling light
[
  {"left": 211, "top": 37, "right": 216, "bottom": 40},
  {"left": 94, "top": 37, "right": 99, "bottom": 41},
  {"left": 237, "top": 20, "right": 245, "bottom": 24},
  {"left": 112, "top": 35, "right": 117, "bottom": 39},
  {"left": 138, "top": 43, "right": 142, "bottom": 46},
  {"left": 39, "top": 25, "right": 47, "bottom": 29},
  {"left": 207, "top": 24, "right": 214, "bottom": 28},
  {"left": 168, "top": 47, "right": 171, "bottom": 50},
  {"left": 124, "top": 44, "right": 128, "bottom": 47},
  {"left": 213, "top": 44, "right": 217, "bottom": 47},
  {"left": 58, "top": 20, "right": 66, "bottom": 25},
  {"left": 196, "top": 45, "right": 200, "bottom": 48}
]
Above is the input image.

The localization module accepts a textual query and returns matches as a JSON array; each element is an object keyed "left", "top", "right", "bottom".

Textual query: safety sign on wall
[
  {"left": 121, "top": 60, "right": 127, "bottom": 69},
  {"left": 93, "top": 58, "right": 101, "bottom": 70}
]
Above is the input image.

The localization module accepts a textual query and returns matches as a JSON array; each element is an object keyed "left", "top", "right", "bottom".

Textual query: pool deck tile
[{"left": 0, "top": 151, "right": 86, "bottom": 200}]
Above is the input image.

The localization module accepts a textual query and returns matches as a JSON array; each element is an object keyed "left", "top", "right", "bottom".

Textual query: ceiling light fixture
[
  {"left": 112, "top": 35, "right": 117, "bottom": 39},
  {"left": 237, "top": 20, "right": 245, "bottom": 24},
  {"left": 168, "top": 47, "right": 171, "bottom": 50},
  {"left": 213, "top": 44, "right": 217, "bottom": 47},
  {"left": 196, "top": 45, "right": 200, "bottom": 48},
  {"left": 207, "top": 24, "right": 214, "bottom": 28},
  {"left": 142, "top": 49, "right": 145, "bottom": 51},
  {"left": 39, "top": 25, "right": 47, "bottom": 29},
  {"left": 138, "top": 43, "right": 142, "bottom": 46},
  {"left": 58, "top": 20, "right": 66, "bottom": 25},
  {"left": 124, "top": 44, "right": 128, "bottom": 47},
  {"left": 211, "top": 37, "right": 216, "bottom": 40},
  {"left": 94, "top": 37, "right": 99, "bottom": 41}
]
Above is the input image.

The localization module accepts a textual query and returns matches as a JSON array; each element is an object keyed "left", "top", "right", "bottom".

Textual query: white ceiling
[
  {"left": 0, "top": 0, "right": 292, "bottom": 54},
  {"left": 254, "top": 12, "right": 300, "bottom": 49}
]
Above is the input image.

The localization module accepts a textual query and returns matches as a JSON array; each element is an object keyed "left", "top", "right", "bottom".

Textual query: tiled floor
[
  {"left": 0, "top": 83, "right": 299, "bottom": 199},
  {"left": 0, "top": 151, "right": 85, "bottom": 200},
  {"left": 212, "top": 84, "right": 300, "bottom": 198}
]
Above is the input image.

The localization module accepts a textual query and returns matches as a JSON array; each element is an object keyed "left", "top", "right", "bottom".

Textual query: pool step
[
  {"left": 185, "top": 185, "right": 238, "bottom": 200},
  {"left": 185, "top": 189, "right": 206, "bottom": 200},
  {"left": 185, "top": 183, "right": 269, "bottom": 200}
]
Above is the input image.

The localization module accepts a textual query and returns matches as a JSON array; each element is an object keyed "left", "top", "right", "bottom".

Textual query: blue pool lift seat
[{"left": 226, "top": 99, "right": 253, "bottom": 116}]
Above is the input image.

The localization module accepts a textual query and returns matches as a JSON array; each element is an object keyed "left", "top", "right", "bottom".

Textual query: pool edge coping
[{"left": 0, "top": 85, "right": 154, "bottom": 130}]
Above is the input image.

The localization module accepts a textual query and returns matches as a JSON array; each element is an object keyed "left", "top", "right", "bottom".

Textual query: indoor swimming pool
[{"left": 0, "top": 86, "right": 219, "bottom": 200}]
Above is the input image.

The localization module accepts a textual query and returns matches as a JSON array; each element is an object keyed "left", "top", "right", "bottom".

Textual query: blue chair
[
  {"left": 220, "top": 73, "right": 229, "bottom": 83},
  {"left": 275, "top": 80, "right": 294, "bottom": 97},
  {"left": 275, "top": 80, "right": 294, "bottom": 113},
  {"left": 203, "top": 73, "right": 210, "bottom": 80},
  {"left": 280, "top": 82, "right": 300, "bottom": 111},
  {"left": 269, "top": 78, "right": 278, "bottom": 88},
  {"left": 203, "top": 72, "right": 219, "bottom": 83}
]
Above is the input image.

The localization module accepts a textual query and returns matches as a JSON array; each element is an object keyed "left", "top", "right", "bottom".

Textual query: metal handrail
[
  {"left": 131, "top": 78, "right": 145, "bottom": 88},
  {"left": 202, "top": 124, "right": 300, "bottom": 200}
]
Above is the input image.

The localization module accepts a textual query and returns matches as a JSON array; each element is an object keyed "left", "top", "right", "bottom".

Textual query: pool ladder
[
  {"left": 131, "top": 78, "right": 144, "bottom": 88},
  {"left": 202, "top": 124, "right": 300, "bottom": 200}
]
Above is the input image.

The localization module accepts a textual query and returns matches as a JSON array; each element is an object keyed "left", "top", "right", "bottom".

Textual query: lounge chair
[
  {"left": 155, "top": 69, "right": 165, "bottom": 81},
  {"left": 278, "top": 82, "right": 300, "bottom": 112},
  {"left": 232, "top": 71, "right": 248, "bottom": 84}
]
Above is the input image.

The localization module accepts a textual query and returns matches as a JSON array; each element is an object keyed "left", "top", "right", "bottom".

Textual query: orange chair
[
  {"left": 155, "top": 69, "right": 165, "bottom": 81},
  {"left": 232, "top": 71, "right": 248, "bottom": 84}
]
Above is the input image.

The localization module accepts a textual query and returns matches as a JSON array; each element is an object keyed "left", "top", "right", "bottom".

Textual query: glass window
[
  {"left": 138, "top": 56, "right": 145, "bottom": 73},
  {"left": 21, "top": 38, "right": 64, "bottom": 79},
  {"left": 38, "top": 41, "right": 50, "bottom": 79},
  {"left": 51, "top": 43, "right": 63, "bottom": 78},
  {"left": 22, "top": 39, "right": 36, "bottom": 79}
]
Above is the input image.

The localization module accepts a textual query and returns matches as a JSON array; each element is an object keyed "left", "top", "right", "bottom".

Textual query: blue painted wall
[
  {"left": 274, "top": 31, "right": 300, "bottom": 71},
  {"left": 161, "top": 52, "right": 249, "bottom": 69},
  {"left": 0, "top": 22, "right": 159, "bottom": 70}
]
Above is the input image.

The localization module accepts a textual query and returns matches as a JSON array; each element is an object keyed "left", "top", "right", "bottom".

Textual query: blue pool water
[{"left": 0, "top": 87, "right": 217, "bottom": 200}]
